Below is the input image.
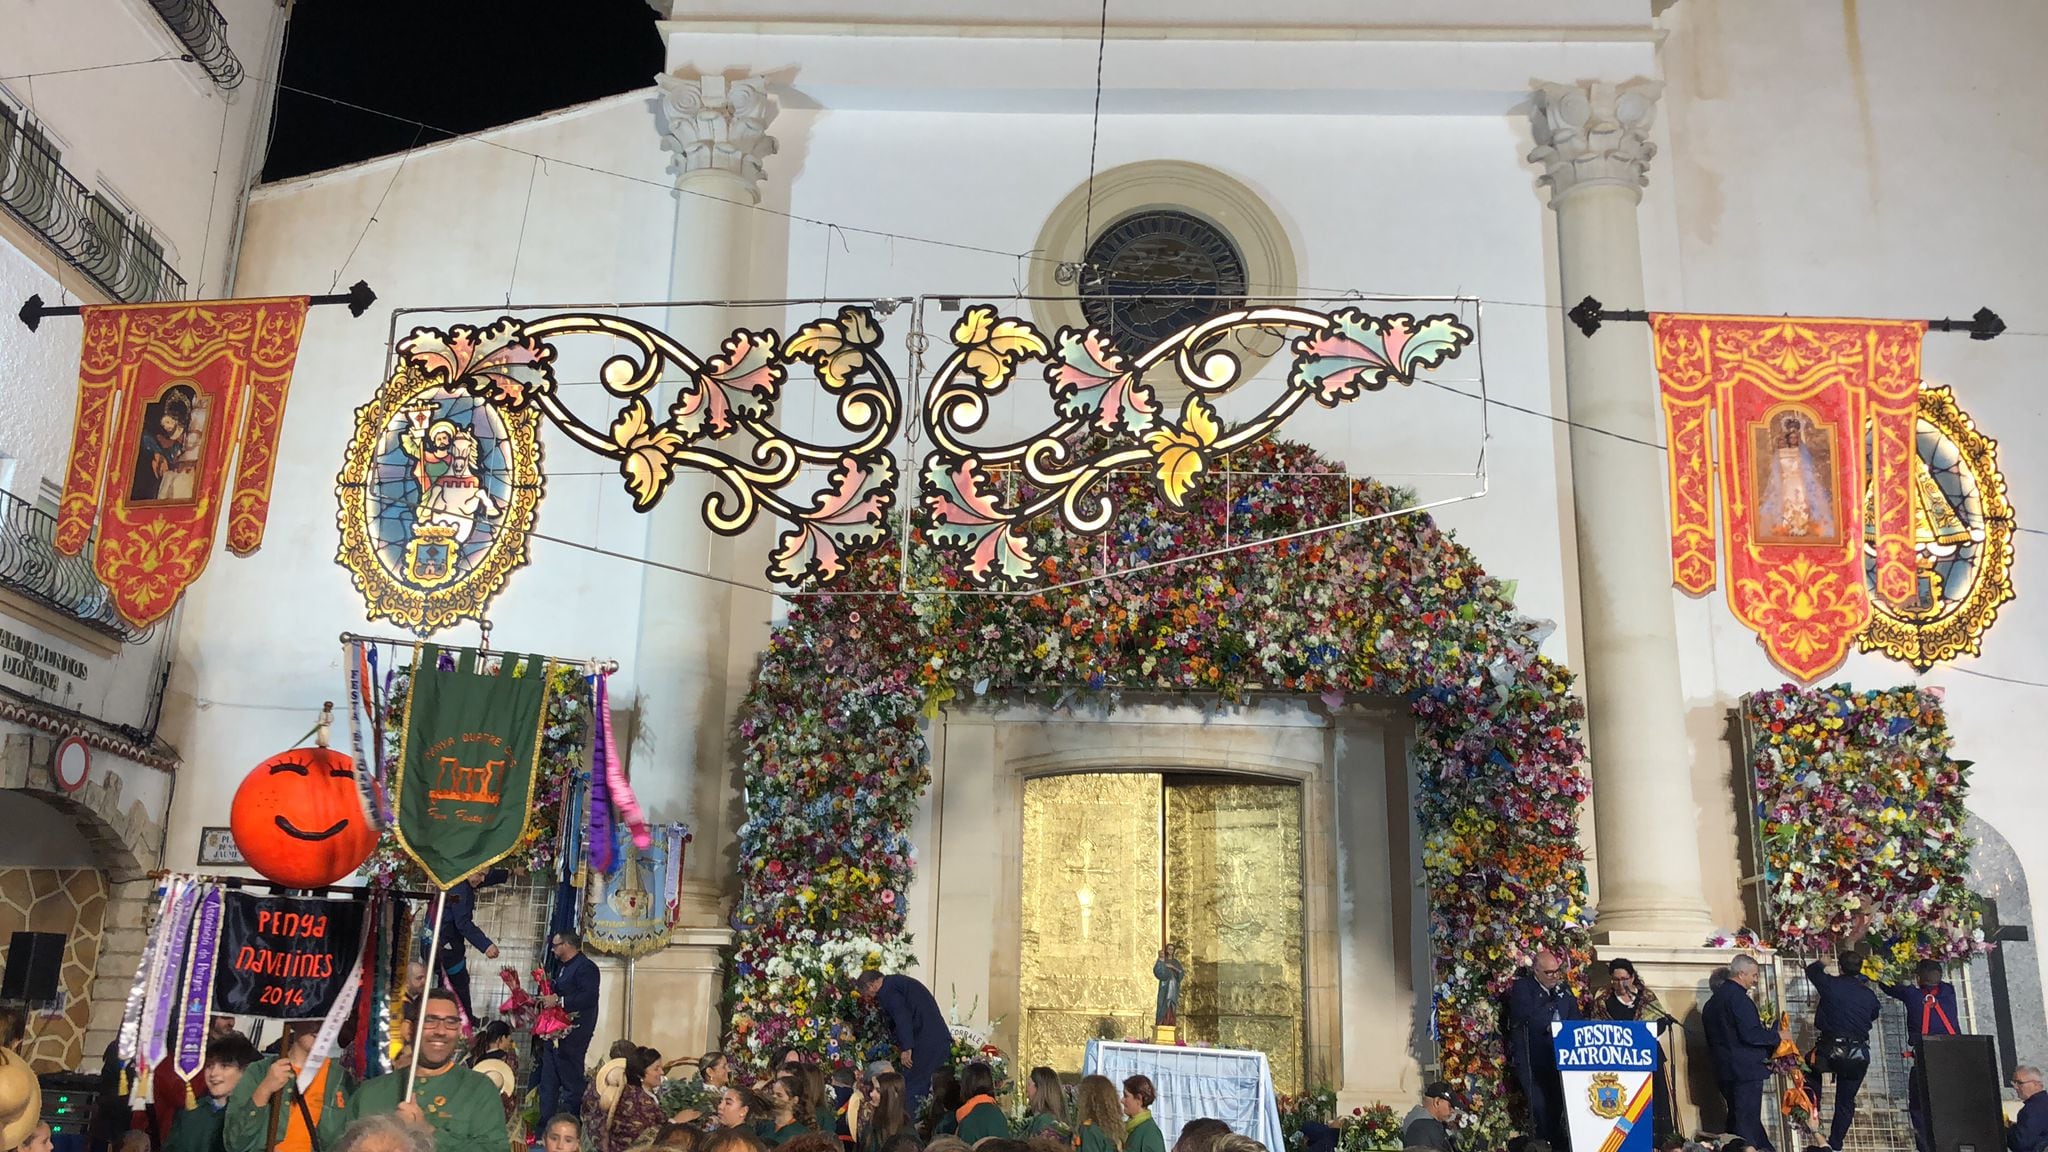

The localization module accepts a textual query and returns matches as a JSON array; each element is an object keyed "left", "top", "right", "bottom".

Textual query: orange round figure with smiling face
[{"left": 228, "top": 748, "right": 377, "bottom": 887}]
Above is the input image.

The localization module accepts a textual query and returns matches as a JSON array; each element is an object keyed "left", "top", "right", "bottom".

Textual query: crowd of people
[{"left": 11, "top": 946, "right": 2048, "bottom": 1152}]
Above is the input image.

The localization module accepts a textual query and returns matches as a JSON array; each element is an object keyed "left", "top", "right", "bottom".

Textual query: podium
[{"left": 1554, "top": 1020, "right": 1660, "bottom": 1152}]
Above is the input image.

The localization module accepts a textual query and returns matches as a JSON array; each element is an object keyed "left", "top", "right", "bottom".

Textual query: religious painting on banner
[
  {"left": 53, "top": 298, "right": 310, "bottom": 627},
  {"left": 1554, "top": 1020, "right": 1658, "bottom": 1152},
  {"left": 393, "top": 646, "right": 549, "bottom": 889},
  {"left": 335, "top": 362, "right": 544, "bottom": 636},
  {"left": 214, "top": 892, "right": 365, "bottom": 1019},
  {"left": 585, "top": 823, "right": 690, "bottom": 958},
  {"left": 1650, "top": 315, "right": 1924, "bottom": 682}
]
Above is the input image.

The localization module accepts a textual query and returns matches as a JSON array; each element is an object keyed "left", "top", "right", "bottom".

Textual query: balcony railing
[
  {"left": 0, "top": 111, "right": 187, "bottom": 304},
  {"left": 147, "top": 0, "right": 244, "bottom": 90},
  {"left": 0, "top": 488, "right": 153, "bottom": 644}
]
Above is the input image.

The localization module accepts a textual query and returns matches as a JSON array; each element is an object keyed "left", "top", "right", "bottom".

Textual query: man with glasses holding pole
[{"left": 339, "top": 988, "right": 504, "bottom": 1152}]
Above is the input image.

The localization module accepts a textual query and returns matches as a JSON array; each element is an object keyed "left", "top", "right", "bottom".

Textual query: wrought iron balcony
[
  {"left": 0, "top": 488, "right": 152, "bottom": 644},
  {"left": 0, "top": 111, "right": 187, "bottom": 304},
  {"left": 147, "top": 0, "right": 244, "bottom": 90}
]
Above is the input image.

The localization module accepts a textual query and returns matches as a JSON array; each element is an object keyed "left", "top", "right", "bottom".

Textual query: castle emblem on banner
[{"left": 335, "top": 362, "right": 543, "bottom": 636}]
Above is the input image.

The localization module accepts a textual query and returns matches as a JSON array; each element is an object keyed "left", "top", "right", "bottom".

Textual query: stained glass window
[{"left": 1080, "top": 210, "right": 1248, "bottom": 353}]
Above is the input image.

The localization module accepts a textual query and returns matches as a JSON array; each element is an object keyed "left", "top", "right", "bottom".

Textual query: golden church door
[{"left": 1018, "top": 772, "right": 1304, "bottom": 1090}]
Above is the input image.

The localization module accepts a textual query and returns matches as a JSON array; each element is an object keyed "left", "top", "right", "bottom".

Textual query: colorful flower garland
[
  {"left": 1741, "top": 685, "right": 1981, "bottom": 977},
  {"left": 730, "top": 439, "right": 1590, "bottom": 1141}
]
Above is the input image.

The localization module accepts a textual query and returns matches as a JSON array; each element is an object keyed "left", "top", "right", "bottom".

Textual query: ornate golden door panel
[
  {"left": 1018, "top": 773, "right": 1303, "bottom": 1091},
  {"left": 1020, "top": 773, "right": 1165, "bottom": 1075},
  {"left": 1166, "top": 780, "right": 1304, "bottom": 1093}
]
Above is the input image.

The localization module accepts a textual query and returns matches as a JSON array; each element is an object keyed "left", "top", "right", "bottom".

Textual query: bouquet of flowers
[
  {"left": 657, "top": 1077, "right": 722, "bottom": 1118},
  {"left": 497, "top": 967, "right": 534, "bottom": 1022},
  {"left": 531, "top": 968, "right": 574, "bottom": 1041},
  {"left": 1336, "top": 1105, "right": 1404, "bottom": 1152},
  {"left": 945, "top": 996, "right": 1010, "bottom": 1094},
  {"left": 1279, "top": 1086, "right": 1338, "bottom": 1150}
]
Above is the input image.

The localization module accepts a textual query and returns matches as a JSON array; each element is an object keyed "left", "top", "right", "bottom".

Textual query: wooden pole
[{"left": 404, "top": 889, "right": 448, "bottom": 1102}]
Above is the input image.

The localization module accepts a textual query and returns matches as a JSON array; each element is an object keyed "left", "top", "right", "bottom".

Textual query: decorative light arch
[{"left": 727, "top": 437, "right": 1590, "bottom": 1140}]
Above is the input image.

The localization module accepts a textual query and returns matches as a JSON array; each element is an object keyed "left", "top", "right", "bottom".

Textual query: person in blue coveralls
[
  {"left": 1884, "top": 959, "right": 1961, "bottom": 1152},
  {"left": 855, "top": 969, "right": 951, "bottom": 1115}
]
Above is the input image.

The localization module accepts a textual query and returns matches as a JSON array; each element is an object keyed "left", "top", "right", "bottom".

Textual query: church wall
[
  {"left": 1656, "top": 0, "right": 2048, "bottom": 1010},
  {"left": 160, "top": 93, "right": 677, "bottom": 875},
  {"left": 186, "top": 92, "right": 1579, "bottom": 863}
]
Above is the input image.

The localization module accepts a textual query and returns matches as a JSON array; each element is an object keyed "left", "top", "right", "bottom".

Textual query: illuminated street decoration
[
  {"left": 393, "top": 306, "right": 901, "bottom": 589},
  {"left": 335, "top": 362, "right": 544, "bottom": 635},
  {"left": 919, "top": 304, "right": 1475, "bottom": 587},
  {"left": 1858, "top": 385, "right": 2016, "bottom": 668}
]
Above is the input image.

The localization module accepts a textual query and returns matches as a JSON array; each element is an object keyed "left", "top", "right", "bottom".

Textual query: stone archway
[{"left": 2, "top": 730, "right": 168, "bottom": 1065}]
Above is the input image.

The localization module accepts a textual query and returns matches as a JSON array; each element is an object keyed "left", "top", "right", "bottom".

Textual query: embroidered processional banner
[
  {"left": 1650, "top": 315, "right": 1924, "bottom": 681},
  {"left": 393, "top": 646, "right": 549, "bottom": 888},
  {"left": 54, "top": 298, "right": 310, "bottom": 627},
  {"left": 214, "top": 892, "right": 364, "bottom": 1020}
]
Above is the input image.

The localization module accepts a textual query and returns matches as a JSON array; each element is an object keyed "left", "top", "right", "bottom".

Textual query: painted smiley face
[{"left": 228, "top": 748, "right": 378, "bottom": 887}]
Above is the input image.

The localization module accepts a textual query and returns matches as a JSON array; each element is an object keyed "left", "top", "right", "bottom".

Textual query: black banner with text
[{"left": 212, "top": 892, "right": 363, "bottom": 1019}]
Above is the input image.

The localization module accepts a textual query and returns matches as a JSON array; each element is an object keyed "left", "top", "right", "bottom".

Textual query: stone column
[
  {"left": 622, "top": 70, "right": 777, "bottom": 1054},
  {"left": 1528, "top": 80, "right": 1713, "bottom": 943}
]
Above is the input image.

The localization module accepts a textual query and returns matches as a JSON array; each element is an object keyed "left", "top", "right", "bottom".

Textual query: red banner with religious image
[
  {"left": 1651, "top": 315, "right": 1924, "bottom": 682},
  {"left": 53, "top": 298, "right": 309, "bottom": 627}
]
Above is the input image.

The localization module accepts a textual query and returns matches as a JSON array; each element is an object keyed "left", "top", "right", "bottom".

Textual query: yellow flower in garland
[{"left": 1143, "top": 396, "right": 1221, "bottom": 507}]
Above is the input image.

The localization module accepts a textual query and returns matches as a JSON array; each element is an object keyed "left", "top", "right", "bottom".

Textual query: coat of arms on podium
[
  {"left": 335, "top": 362, "right": 544, "bottom": 635},
  {"left": 1587, "top": 1072, "right": 1627, "bottom": 1120}
]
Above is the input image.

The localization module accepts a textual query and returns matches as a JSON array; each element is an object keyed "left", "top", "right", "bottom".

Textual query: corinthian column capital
[
  {"left": 1528, "top": 79, "right": 1663, "bottom": 203},
  {"left": 654, "top": 72, "right": 779, "bottom": 196}
]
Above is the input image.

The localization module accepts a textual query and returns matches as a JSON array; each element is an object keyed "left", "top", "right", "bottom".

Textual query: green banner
[{"left": 395, "top": 646, "right": 549, "bottom": 889}]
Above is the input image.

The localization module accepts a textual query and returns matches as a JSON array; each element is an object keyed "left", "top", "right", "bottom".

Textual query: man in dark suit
[
  {"left": 1505, "top": 950, "right": 1582, "bottom": 1147},
  {"left": 1704, "top": 954, "right": 1785, "bottom": 1152},
  {"left": 857, "top": 968, "right": 952, "bottom": 1112},
  {"left": 1886, "top": 959, "right": 1963, "bottom": 1152},
  {"left": 2009, "top": 1066, "right": 2048, "bottom": 1152},
  {"left": 538, "top": 929, "right": 601, "bottom": 1122},
  {"left": 1803, "top": 950, "right": 1881, "bottom": 1152}
]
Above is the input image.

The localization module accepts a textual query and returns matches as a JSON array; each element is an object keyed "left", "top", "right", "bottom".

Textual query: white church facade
[{"left": 1, "top": 0, "right": 2045, "bottom": 1142}]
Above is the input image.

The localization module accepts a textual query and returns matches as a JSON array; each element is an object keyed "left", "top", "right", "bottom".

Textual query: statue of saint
[{"left": 1154, "top": 944, "right": 1185, "bottom": 1028}]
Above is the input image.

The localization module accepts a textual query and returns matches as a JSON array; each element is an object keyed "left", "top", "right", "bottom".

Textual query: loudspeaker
[
  {"left": 1, "top": 930, "right": 63, "bottom": 1001},
  {"left": 1922, "top": 1035, "right": 2005, "bottom": 1152}
]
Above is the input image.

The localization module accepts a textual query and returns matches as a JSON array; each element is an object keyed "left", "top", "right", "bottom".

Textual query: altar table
[{"left": 1081, "top": 1040, "right": 1284, "bottom": 1152}]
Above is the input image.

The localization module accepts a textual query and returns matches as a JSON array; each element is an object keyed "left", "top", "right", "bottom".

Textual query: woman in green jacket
[
  {"left": 1119, "top": 1076, "right": 1164, "bottom": 1152},
  {"left": 1020, "top": 1067, "right": 1068, "bottom": 1140},
  {"left": 767, "top": 1074, "right": 815, "bottom": 1146},
  {"left": 953, "top": 1062, "right": 1010, "bottom": 1145},
  {"left": 1072, "top": 1075, "right": 1122, "bottom": 1152}
]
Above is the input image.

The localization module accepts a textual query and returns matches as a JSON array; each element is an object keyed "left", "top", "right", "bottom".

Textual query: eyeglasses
[{"left": 422, "top": 1015, "right": 464, "bottom": 1029}]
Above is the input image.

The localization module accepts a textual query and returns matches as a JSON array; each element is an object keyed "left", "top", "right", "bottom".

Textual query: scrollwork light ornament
[
  {"left": 918, "top": 303, "right": 1476, "bottom": 588},
  {"left": 395, "top": 305, "right": 900, "bottom": 589}
]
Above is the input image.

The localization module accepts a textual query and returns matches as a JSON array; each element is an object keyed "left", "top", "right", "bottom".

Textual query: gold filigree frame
[
  {"left": 1858, "top": 385, "right": 2016, "bottom": 668},
  {"left": 334, "top": 362, "right": 545, "bottom": 636}
]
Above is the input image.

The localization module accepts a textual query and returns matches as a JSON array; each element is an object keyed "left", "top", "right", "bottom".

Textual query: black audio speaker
[
  {"left": 1, "top": 930, "right": 64, "bottom": 1001},
  {"left": 1922, "top": 1035, "right": 2005, "bottom": 1152}
]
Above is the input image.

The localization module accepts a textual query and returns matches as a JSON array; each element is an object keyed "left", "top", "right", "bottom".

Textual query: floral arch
[{"left": 729, "top": 439, "right": 1591, "bottom": 1139}]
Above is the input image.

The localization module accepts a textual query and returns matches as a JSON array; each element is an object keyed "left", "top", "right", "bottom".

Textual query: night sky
[{"left": 263, "top": 0, "right": 665, "bottom": 183}]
